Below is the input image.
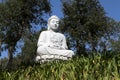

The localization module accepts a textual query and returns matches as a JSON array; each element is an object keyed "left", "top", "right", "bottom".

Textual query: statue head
[{"left": 47, "top": 15, "right": 60, "bottom": 31}]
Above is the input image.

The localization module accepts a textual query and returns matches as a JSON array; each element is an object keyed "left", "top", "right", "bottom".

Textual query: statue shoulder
[
  {"left": 40, "top": 31, "right": 48, "bottom": 35},
  {"left": 57, "top": 32, "right": 66, "bottom": 38}
]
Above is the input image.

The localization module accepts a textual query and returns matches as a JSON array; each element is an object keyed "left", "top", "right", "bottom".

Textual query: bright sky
[
  {"left": 50, "top": 0, "right": 63, "bottom": 18},
  {"left": 0, "top": 0, "right": 120, "bottom": 59},
  {"left": 99, "top": 0, "right": 120, "bottom": 21}
]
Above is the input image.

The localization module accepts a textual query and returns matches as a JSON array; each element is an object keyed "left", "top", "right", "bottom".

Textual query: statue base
[{"left": 35, "top": 55, "right": 71, "bottom": 63}]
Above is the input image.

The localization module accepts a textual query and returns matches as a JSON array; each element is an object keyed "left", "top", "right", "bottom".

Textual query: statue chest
[{"left": 47, "top": 32, "right": 63, "bottom": 46}]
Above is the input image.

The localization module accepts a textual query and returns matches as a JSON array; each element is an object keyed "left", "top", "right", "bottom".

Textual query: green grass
[{"left": 0, "top": 53, "right": 120, "bottom": 80}]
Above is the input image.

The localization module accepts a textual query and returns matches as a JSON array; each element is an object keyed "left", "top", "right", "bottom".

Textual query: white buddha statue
[{"left": 36, "top": 15, "right": 74, "bottom": 62}]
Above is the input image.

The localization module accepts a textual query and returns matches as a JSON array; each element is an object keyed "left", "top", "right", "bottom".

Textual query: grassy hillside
[{"left": 0, "top": 53, "right": 120, "bottom": 80}]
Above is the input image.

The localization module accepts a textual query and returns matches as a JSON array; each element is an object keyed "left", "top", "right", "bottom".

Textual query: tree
[
  {"left": 106, "top": 19, "right": 120, "bottom": 51},
  {"left": 0, "top": 0, "right": 51, "bottom": 68},
  {"left": 19, "top": 25, "right": 48, "bottom": 64},
  {"left": 60, "top": 0, "right": 109, "bottom": 55},
  {"left": 20, "top": 31, "right": 40, "bottom": 65}
]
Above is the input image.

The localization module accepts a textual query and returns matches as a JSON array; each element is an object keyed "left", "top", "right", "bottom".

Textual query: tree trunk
[
  {"left": 91, "top": 40, "right": 97, "bottom": 52},
  {"left": 6, "top": 46, "right": 13, "bottom": 70},
  {"left": 76, "top": 40, "right": 86, "bottom": 56}
]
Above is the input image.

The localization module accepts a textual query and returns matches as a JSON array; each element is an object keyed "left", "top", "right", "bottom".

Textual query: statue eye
[
  {"left": 56, "top": 21, "right": 59, "bottom": 24},
  {"left": 51, "top": 20, "right": 55, "bottom": 23}
]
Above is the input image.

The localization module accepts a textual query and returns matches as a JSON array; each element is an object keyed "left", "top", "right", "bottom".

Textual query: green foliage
[
  {"left": 0, "top": 0, "right": 51, "bottom": 67},
  {"left": 111, "top": 40, "right": 120, "bottom": 51},
  {"left": 0, "top": 52, "right": 120, "bottom": 80},
  {"left": 20, "top": 31, "right": 40, "bottom": 64},
  {"left": 60, "top": 0, "right": 109, "bottom": 54},
  {"left": 0, "top": 31, "right": 43, "bottom": 70},
  {"left": 100, "top": 18, "right": 120, "bottom": 52},
  {"left": 0, "top": 0, "right": 50, "bottom": 46},
  {"left": 0, "top": 57, "right": 8, "bottom": 69},
  {"left": 109, "top": 20, "right": 120, "bottom": 51}
]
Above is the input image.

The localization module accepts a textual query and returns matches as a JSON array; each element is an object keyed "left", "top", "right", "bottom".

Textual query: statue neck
[{"left": 49, "top": 29, "right": 58, "bottom": 32}]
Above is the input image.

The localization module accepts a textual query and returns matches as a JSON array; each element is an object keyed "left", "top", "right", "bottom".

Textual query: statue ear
[
  {"left": 47, "top": 24, "right": 50, "bottom": 30},
  {"left": 47, "top": 19, "right": 50, "bottom": 30}
]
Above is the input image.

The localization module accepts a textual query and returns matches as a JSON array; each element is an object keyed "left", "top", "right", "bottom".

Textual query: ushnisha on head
[{"left": 47, "top": 15, "right": 60, "bottom": 31}]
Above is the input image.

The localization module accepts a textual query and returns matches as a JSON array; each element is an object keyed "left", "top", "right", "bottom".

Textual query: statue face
[{"left": 49, "top": 18, "right": 59, "bottom": 31}]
